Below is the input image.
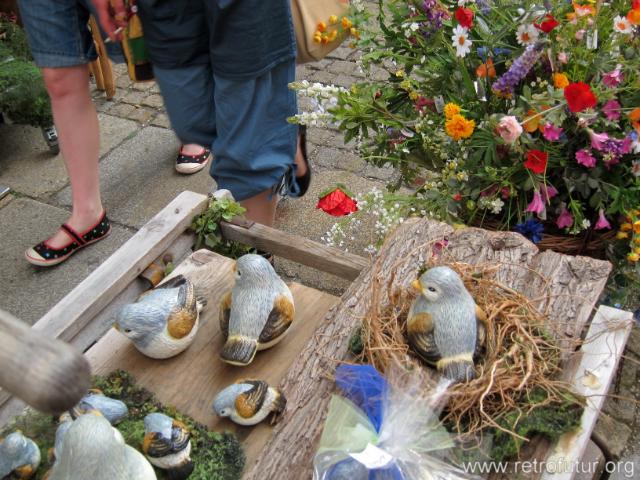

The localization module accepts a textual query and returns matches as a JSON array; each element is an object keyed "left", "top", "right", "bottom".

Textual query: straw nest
[{"left": 352, "top": 253, "right": 585, "bottom": 448}]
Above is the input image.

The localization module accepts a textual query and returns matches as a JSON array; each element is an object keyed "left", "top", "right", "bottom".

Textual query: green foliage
[
  {"left": 1, "top": 370, "right": 245, "bottom": 479},
  {"left": 489, "top": 388, "right": 584, "bottom": 462},
  {"left": 191, "top": 197, "right": 254, "bottom": 259}
]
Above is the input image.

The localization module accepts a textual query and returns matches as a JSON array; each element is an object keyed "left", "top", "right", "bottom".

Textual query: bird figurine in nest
[
  {"left": 47, "top": 413, "right": 156, "bottom": 480},
  {"left": 0, "top": 431, "right": 40, "bottom": 479},
  {"left": 407, "top": 266, "right": 487, "bottom": 383},
  {"left": 115, "top": 274, "right": 206, "bottom": 359},
  {"left": 66, "top": 389, "right": 129, "bottom": 425},
  {"left": 212, "top": 379, "right": 286, "bottom": 426},
  {"left": 219, "top": 254, "right": 294, "bottom": 366},
  {"left": 142, "top": 413, "right": 193, "bottom": 480}
]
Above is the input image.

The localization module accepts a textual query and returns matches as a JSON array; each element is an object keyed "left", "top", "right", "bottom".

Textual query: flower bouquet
[{"left": 318, "top": 0, "right": 640, "bottom": 265}]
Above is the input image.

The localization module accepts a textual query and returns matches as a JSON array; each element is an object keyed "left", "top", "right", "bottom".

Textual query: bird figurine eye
[
  {"left": 124, "top": 328, "right": 132, "bottom": 334},
  {"left": 427, "top": 286, "right": 437, "bottom": 293}
]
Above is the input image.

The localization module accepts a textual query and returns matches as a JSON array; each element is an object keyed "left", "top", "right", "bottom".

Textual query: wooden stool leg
[
  {"left": 89, "top": 60, "right": 105, "bottom": 92},
  {"left": 89, "top": 16, "right": 116, "bottom": 99}
]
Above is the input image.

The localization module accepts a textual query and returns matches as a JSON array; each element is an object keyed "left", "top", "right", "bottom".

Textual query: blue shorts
[
  {"left": 17, "top": 0, "right": 123, "bottom": 68},
  {"left": 154, "top": 59, "right": 300, "bottom": 201}
]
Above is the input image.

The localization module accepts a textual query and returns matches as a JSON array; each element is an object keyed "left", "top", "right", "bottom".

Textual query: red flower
[
  {"left": 455, "top": 7, "right": 474, "bottom": 29},
  {"left": 564, "top": 82, "right": 598, "bottom": 113},
  {"left": 452, "top": 193, "right": 463, "bottom": 201},
  {"left": 634, "top": 0, "right": 640, "bottom": 9},
  {"left": 524, "top": 150, "right": 548, "bottom": 174},
  {"left": 534, "top": 14, "right": 559, "bottom": 33},
  {"left": 316, "top": 185, "right": 358, "bottom": 216}
]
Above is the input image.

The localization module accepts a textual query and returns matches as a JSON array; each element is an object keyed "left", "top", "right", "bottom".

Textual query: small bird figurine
[
  {"left": 212, "top": 379, "right": 286, "bottom": 426},
  {"left": 219, "top": 254, "right": 295, "bottom": 366},
  {"left": 0, "top": 431, "right": 41, "bottom": 479},
  {"left": 115, "top": 274, "right": 206, "bottom": 359},
  {"left": 142, "top": 413, "right": 193, "bottom": 480},
  {"left": 68, "top": 389, "right": 128, "bottom": 425},
  {"left": 48, "top": 413, "right": 156, "bottom": 480},
  {"left": 407, "top": 266, "right": 485, "bottom": 383}
]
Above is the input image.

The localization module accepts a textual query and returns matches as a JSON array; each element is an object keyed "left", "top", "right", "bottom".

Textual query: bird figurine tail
[
  {"left": 437, "top": 355, "right": 476, "bottom": 383},
  {"left": 220, "top": 336, "right": 258, "bottom": 366}
]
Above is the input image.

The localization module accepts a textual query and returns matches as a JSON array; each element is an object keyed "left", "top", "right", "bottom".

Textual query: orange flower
[
  {"left": 634, "top": 220, "right": 640, "bottom": 234},
  {"left": 445, "top": 114, "right": 476, "bottom": 140},
  {"left": 630, "top": 107, "right": 640, "bottom": 133},
  {"left": 476, "top": 58, "right": 496, "bottom": 78},
  {"left": 628, "top": 8, "right": 640, "bottom": 25},
  {"left": 317, "top": 21, "right": 327, "bottom": 33},
  {"left": 568, "top": 3, "right": 596, "bottom": 20},
  {"left": 553, "top": 72, "right": 569, "bottom": 89},
  {"left": 342, "top": 17, "right": 352, "bottom": 29}
]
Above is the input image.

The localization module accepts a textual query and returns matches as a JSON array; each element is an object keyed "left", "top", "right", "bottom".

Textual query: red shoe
[{"left": 25, "top": 212, "right": 111, "bottom": 267}]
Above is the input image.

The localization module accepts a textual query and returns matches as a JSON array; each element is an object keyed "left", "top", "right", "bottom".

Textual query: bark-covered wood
[{"left": 247, "top": 217, "right": 612, "bottom": 479}]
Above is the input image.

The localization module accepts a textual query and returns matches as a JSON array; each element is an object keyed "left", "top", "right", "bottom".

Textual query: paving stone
[
  {"left": 624, "top": 323, "right": 640, "bottom": 355},
  {"left": 327, "top": 59, "right": 365, "bottom": 78},
  {"left": 151, "top": 113, "right": 171, "bottom": 129},
  {"left": 121, "top": 90, "right": 147, "bottom": 105},
  {"left": 366, "top": 65, "right": 391, "bottom": 82},
  {"left": 327, "top": 45, "right": 355, "bottom": 61},
  {"left": 124, "top": 107, "right": 155, "bottom": 124},
  {"left": 142, "top": 94, "right": 165, "bottom": 109},
  {"left": 314, "top": 146, "right": 364, "bottom": 173},
  {"left": 0, "top": 197, "right": 132, "bottom": 325},
  {"left": 55, "top": 126, "right": 212, "bottom": 228},
  {"left": 308, "top": 127, "right": 356, "bottom": 150},
  {"left": 306, "top": 58, "right": 335, "bottom": 72},
  {"left": 0, "top": 193, "right": 14, "bottom": 209},
  {"left": 109, "top": 103, "right": 136, "bottom": 118},
  {"left": 132, "top": 81, "right": 156, "bottom": 91},
  {"left": 0, "top": 114, "right": 136, "bottom": 197},
  {"left": 594, "top": 413, "right": 632, "bottom": 458},
  {"left": 116, "top": 75, "right": 132, "bottom": 89},
  {"left": 362, "top": 162, "right": 398, "bottom": 182},
  {"left": 575, "top": 441, "right": 605, "bottom": 480},
  {"left": 305, "top": 70, "right": 344, "bottom": 86},
  {"left": 603, "top": 354, "right": 638, "bottom": 423}
]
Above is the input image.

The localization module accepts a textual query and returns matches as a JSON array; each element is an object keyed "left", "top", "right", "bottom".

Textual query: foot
[
  {"left": 294, "top": 135, "right": 308, "bottom": 178},
  {"left": 176, "top": 144, "right": 212, "bottom": 174},
  {"left": 46, "top": 209, "right": 105, "bottom": 249}
]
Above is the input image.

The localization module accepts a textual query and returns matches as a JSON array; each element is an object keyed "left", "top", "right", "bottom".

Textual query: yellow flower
[
  {"left": 444, "top": 103, "right": 461, "bottom": 119},
  {"left": 350, "top": 27, "right": 357, "bottom": 36},
  {"left": 395, "top": 69, "right": 405, "bottom": 78},
  {"left": 628, "top": 252, "right": 640, "bottom": 262},
  {"left": 620, "top": 222, "right": 633, "bottom": 231},
  {"left": 634, "top": 220, "right": 640, "bottom": 234},
  {"left": 553, "top": 73, "right": 569, "bottom": 89},
  {"left": 313, "top": 32, "right": 322, "bottom": 43},
  {"left": 445, "top": 114, "right": 476, "bottom": 141},
  {"left": 617, "top": 231, "right": 630, "bottom": 239},
  {"left": 635, "top": 247, "right": 640, "bottom": 255},
  {"left": 329, "top": 15, "right": 338, "bottom": 24},
  {"left": 634, "top": 237, "right": 640, "bottom": 245},
  {"left": 409, "top": 91, "right": 419, "bottom": 100},
  {"left": 342, "top": 17, "right": 352, "bottom": 29},
  {"left": 327, "top": 30, "right": 338, "bottom": 42}
]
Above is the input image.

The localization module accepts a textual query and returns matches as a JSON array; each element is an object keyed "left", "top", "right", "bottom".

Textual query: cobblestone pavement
[{"left": 0, "top": 38, "right": 638, "bottom": 475}]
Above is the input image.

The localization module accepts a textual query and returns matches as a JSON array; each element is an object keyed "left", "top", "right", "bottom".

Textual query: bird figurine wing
[
  {"left": 258, "top": 294, "right": 295, "bottom": 346},
  {"left": 475, "top": 304, "right": 488, "bottom": 360},
  {"left": 143, "top": 421, "right": 190, "bottom": 457},
  {"left": 165, "top": 278, "right": 199, "bottom": 339},
  {"left": 219, "top": 291, "right": 232, "bottom": 341},
  {"left": 406, "top": 311, "right": 440, "bottom": 365},
  {"left": 234, "top": 380, "right": 269, "bottom": 419}
]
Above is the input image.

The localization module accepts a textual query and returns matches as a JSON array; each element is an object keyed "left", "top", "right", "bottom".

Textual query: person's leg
[{"left": 41, "top": 65, "right": 103, "bottom": 248}]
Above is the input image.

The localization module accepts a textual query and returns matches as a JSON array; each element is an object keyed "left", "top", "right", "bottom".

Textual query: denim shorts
[{"left": 17, "top": 0, "right": 123, "bottom": 68}]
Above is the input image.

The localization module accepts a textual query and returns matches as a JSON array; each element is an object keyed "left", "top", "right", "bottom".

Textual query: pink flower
[
  {"left": 595, "top": 209, "right": 611, "bottom": 230},
  {"left": 603, "top": 65, "right": 623, "bottom": 88},
  {"left": 501, "top": 186, "right": 511, "bottom": 199},
  {"left": 602, "top": 99, "right": 621, "bottom": 121},
  {"left": 525, "top": 190, "right": 545, "bottom": 215},
  {"left": 556, "top": 206, "right": 574, "bottom": 229},
  {"left": 575, "top": 29, "right": 586, "bottom": 40},
  {"left": 588, "top": 130, "right": 609, "bottom": 151},
  {"left": 542, "top": 123, "right": 563, "bottom": 141},
  {"left": 496, "top": 116, "right": 523, "bottom": 144},
  {"left": 575, "top": 149, "right": 596, "bottom": 167},
  {"left": 557, "top": 52, "right": 568, "bottom": 64},
  {"left": 540, "top": 184, "right": 558, "bottom": 202}
]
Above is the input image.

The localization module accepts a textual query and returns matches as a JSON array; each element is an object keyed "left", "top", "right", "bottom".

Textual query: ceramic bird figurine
[
  {"left": 0, "top": 431, "right": 41, "bottom": 479},
  {"left": 115, "top": 274, "right": 206, "bottom": 359},
  {"left": 142, "top": 413, "right": 193, "bottom": 480},
  {"left": 68, "top": 389, "right": 128, "bottom": 425},
  {"left": 48, "top": 413, "right": 156, "bottom": 480},
  {"left": 219, "top": 254, "right": 295, "bottom": 366},
  {"left": 212, "top": 379, "right": 286, "bottom": 426},
  {"left": 407, "top": 266, "right": 484, "bottom": 383}
]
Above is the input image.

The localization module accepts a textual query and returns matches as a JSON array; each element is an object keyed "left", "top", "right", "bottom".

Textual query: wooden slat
[
  {"left": 85, "top": 250, "right": 338, "bottom": 473},
  {"left": 89, "top": 16, "right": 115, "bottom": 99},
  {"left": 220, "top": 217, "right": 369, "bottom": 281},
  {"left": 539, "top": 306, "right": 633, "bottom": 480}
]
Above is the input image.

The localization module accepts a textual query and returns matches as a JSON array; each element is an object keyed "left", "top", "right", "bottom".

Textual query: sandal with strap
[{"left": 25, "top": 212, "right": 112, "bottom": 267}]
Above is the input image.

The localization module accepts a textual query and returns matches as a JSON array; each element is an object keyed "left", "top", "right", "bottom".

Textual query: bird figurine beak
[
  {"left": 113, "top": 323, "right": 120, "bottom": 331},
  {"left": 411, "top": 279, "right": 423, "bottom": 294}
]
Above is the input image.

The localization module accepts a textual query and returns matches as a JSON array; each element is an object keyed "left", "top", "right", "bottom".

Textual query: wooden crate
[{"left": 0, "top": 191, "right": 633, "bottom": 479}]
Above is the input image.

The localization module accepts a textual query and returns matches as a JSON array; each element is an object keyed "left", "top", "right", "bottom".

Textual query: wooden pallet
[{"left": 0, "top": 190, "right": 633, "bottom": 479}]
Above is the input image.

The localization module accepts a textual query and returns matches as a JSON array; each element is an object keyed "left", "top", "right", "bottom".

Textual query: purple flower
[
  {"left": 420, "top": 0, "right": 447, "bottom": 38},
  {"left": 602, "top": 65, "right": 623, "bottom": 88},
  {"left": 542, "top": 123, "right": 563, "bottom": 141},
  {"left": 595, "top": 209, "right": 611, "bottom": 230},
  {"left": 588, "top": 130, "right": 609, "bottom": 151},
  {"left": 492, "top": 43, "right": 543, "bottom": 96},
  {"left": 575, "top": 149, "right": 596, "bottom": 168},
  {"left": 525, "top": 190, "right": 545, "bottom": 215},
  {"left": 540, "top": 184, "right": 558, "bottom": 202},
  {"left": 602, "top": 100, "right": 621, "bottom": 121},
  {"left": 514, "top": 218, "right": 544, "bottom": 243},
  {"left": 556, "top": 206, "right": 574, "bottom": 229}
]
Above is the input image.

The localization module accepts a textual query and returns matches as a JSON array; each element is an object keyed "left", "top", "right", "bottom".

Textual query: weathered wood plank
[
  {"left": 247, "top": 218, "right": 612, "bottom": 479},
  {"left": 539, "top": 306, "right": 632, "bottom": 480},
  {"left": 85, "top": 250, "right": 338, "bottom": 473},
  {"left": 220, "top": 217, "right": 369, "bottom": 281}
]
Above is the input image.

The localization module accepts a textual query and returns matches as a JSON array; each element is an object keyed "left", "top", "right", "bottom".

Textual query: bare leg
[
  {"left": 41, "top": 65, "right": 103, "bottom": 248},
  {"left": 240, "top": 190, "right": 278, "bottom": 227}
]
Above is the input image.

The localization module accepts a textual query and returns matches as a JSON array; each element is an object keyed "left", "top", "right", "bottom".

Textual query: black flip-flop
[{"left": 295, "top": 125, "right": 311, "bottom": 197}]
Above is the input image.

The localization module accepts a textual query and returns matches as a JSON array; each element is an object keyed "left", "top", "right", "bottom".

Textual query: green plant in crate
[{"left": 191, "top": 197, "right": 254, "bottom": 259}]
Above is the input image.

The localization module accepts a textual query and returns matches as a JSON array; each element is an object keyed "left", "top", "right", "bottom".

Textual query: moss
[
  {"left": 348, "top": 326, "right": 364, "bottom": 356},
  {"left": 488, "top": 388, "right": 584, "bottom": 462},
  {"left": 1, "top": 370, "right": 245, "bottom": 479}
]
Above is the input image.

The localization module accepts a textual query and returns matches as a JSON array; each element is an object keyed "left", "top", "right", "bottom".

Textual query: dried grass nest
[{"left": 353, "top": 252, "right": 586, "bottom": 448}]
